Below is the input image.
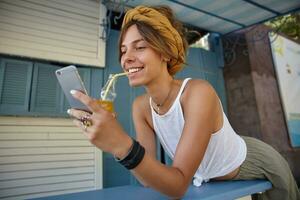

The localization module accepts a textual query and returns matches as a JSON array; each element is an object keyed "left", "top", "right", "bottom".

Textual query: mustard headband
[{"left": 122, "top": 5, "right": 185, "bottom": 75}]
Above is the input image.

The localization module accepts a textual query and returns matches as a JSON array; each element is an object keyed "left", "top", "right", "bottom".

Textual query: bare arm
[{"left": 131, "top": 95, "right": 157, "bottom": 186}]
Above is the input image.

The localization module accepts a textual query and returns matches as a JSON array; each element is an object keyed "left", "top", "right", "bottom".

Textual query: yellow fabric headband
[{"left": 122, "top": 5, "right": 185, "bottom": 75}]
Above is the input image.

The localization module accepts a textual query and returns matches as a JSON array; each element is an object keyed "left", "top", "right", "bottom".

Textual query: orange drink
[
  {"left": 97, "top": 100, "right": 114, "bottom": 112},
  {"left": 100, "top": 72, "right": 128, "bottom": 113}
]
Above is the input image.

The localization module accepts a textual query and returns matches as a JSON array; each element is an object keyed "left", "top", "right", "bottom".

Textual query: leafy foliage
[{"left": 265, "top": 12, "right": 300, "bottom": 42}]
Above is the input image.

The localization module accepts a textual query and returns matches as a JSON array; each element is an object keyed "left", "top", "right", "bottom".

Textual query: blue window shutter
[
  {"left": 30, "top": 63, "right": 60, "bottom": 114},
  {"left": 0, "top": 58, "right": 33, "bottom": 114}
]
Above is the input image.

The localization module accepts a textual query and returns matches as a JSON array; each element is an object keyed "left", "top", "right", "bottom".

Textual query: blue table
[{"left": 32, "top": 180, "right": 272, "bottom": 200}]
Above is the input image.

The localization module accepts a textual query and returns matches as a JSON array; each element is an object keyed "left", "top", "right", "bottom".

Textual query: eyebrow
[{"left": 121, "top": 38, "right": 145, "bottom": 48}]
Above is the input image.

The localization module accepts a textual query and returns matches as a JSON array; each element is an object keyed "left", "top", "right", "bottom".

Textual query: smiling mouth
[{"left": 127, "top": 67, "right": 144, "bottom": 74}]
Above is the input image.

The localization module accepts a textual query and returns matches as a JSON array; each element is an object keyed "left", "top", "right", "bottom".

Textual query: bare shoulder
[
  {"left": 185, "top": 79, "right": 214, "bottom": 89},
  {"left": 132, "top": 93, "right": 151, "bottom": 119},
  {"left": 180, "top": 79, "right": 222, "bottom": 132},
  {"left": 132, "top": 93, "right": 155, "bottom": 136},
  {"left": 182, "top": 79, "right": 217, "bottom": 102},
  {"left": 133, "top": 93, "right": 149, "bottom": 110}
]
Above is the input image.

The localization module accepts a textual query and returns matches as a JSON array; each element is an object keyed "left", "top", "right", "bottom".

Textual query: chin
[
  {"left": 128, "top": 77, "right": 145, "bottom": 87},
  {"left": 128, "top": 80, "right": 142, "bottom": 87}
]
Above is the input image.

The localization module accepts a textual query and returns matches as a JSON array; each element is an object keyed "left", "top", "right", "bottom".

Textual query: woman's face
[{"left": 120, "top": 25, "right": 166, "bottom": 87}]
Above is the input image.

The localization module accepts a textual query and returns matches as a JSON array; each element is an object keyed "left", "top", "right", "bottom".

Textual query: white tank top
[{"left": 150, "top": 78, "right": 247, "bottom": 186}]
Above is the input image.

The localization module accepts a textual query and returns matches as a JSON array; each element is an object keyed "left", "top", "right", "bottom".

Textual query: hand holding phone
[{"left": 56, "top": 65, "right": 90, "bottom": 112}]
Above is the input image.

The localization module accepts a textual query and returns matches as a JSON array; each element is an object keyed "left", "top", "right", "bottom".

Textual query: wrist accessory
[{"left": 114, "top": 138, "right": 145, "bottom": 170}]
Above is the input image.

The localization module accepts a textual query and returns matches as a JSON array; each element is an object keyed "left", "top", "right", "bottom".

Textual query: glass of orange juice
[
  {"left": 97, "top": 99, "right": 114, "bottom": 112},
  {"left": 99, "top": 72, "right": 128, "bottom": 112},
  {"left": 99, "top": 74, "right": 116, "bottom": 112}
]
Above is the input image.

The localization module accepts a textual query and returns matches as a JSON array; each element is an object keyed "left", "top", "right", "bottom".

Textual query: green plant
[{"left": 265, "top": 12, "right": 300, "bottom": 42}]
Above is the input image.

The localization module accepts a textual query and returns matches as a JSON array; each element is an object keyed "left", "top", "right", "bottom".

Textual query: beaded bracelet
[{"left": 114, "top": 139, "right": 145, "bottom": 170}]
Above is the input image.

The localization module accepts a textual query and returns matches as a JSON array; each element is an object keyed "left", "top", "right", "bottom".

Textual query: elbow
[
  {"left": 166, "top": 184, "right": 188, "bottom": 199},
  {"left": 166, "top": 168, "right": 190, "bottom": 198},
  {"left": 168, "top": 189, "right": 187, "bottom": 199}
]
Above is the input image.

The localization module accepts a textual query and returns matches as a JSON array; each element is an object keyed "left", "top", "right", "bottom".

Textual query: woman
[{"left": 68, "top": 5, "right": 300, "bottom": 199}]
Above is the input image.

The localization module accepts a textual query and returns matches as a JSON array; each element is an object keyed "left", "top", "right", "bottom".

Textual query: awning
[{"left": 121, "top": 0, "right": 300, "bottom": 34}]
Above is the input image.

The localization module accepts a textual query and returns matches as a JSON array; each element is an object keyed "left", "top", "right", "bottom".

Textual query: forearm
[
  {"left": 112, "top": 135, "right": 189, "bottom": 198},
  {"left": 131, "top": 154, "right": 189, "bottom": 198}
]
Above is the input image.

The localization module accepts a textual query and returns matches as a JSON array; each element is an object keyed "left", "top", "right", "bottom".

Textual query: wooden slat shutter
[
  {"left": 0, "top": 58, "right": 33, "bottom": 114},
  {"left": 0, "top": 0, "right": 106, "bottom": 67},
  {"left": 0, "top": 116, "right": 102, "bottom": 199},
  {"left": 30, "top": 63, "right": 61, "bottom": 114}
]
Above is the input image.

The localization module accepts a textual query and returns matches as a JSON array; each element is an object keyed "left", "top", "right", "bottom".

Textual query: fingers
[
  {"left": 70, "top": 90, "right": 102, "bottom": 113},
  {"left": 68, "top": 108, "right": 92, "bottom": 126},
  {"left": 67, "top": 108, "right": 89, "bottom": 121},
  {"left": 69, "top": 109, "right": 93, "bottom": 134},
  {"left": 72, "top": 119, "right": 92, "bottom": 140}
]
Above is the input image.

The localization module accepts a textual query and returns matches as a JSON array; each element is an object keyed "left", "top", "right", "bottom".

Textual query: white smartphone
[{"left": 55, "top": 65, "right": 90, "bottom": 112}]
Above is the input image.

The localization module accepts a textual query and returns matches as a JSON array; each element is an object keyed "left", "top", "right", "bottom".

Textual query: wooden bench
[{"left": 31, "top": 180, "right": 272, "bottom": 200}]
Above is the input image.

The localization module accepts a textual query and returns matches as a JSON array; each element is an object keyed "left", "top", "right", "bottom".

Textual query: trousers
[{"left": 233, "top": 136, "right": 300, "bottom": 200}]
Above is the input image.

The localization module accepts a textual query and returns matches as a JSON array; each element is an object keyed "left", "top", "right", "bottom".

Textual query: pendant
[{"left": 157, "top": 106, "right": 160, "bottom": 114}]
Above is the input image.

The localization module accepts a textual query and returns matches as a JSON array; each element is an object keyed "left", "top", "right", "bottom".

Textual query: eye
[
  {"left": 120, "top": 49, "right": 126, "bottom": 55},
  {"left": 136, "top": 46, "right": 146, "bottom": 51}
]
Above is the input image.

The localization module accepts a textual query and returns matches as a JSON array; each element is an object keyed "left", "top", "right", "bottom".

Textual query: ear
[{"left": 161, "top": 55, "right": 170, "bottom": 63}]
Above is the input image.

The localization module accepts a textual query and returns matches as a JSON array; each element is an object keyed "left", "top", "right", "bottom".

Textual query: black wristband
[{"left": 115, "top": 139, "right": 145, "bottom": 170}]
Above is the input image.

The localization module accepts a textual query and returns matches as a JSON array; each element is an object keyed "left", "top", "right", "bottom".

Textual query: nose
[{"left": 121, "top": 49, "right": 136, "bottom": 65}]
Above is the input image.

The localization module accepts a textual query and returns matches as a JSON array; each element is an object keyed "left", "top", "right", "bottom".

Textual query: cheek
[
  {"left": 140, "top": 52, "right": 160, "bottom": 64},
  {"left": 147, "top": 56, "right": 163, "bottom": 70}
]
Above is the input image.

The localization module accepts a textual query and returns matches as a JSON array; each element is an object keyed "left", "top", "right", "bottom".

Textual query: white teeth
[{"left": 128, "top": 68, "right": 142, "bottom": 73}]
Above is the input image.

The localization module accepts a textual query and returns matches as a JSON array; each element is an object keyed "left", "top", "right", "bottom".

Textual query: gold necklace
[{"left": 152, "top": 81, "right": 173, "bottom": 114}]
